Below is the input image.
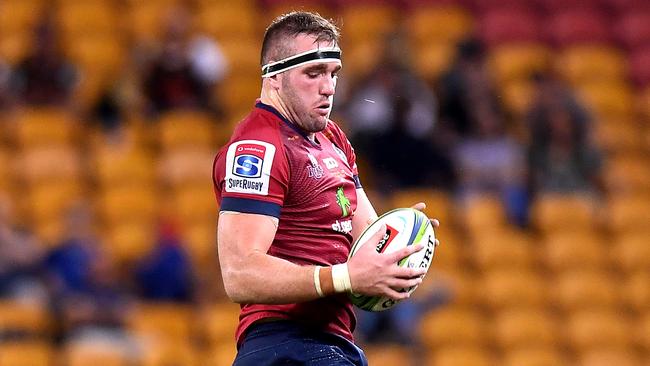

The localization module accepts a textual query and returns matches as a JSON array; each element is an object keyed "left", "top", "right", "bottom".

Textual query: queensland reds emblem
[{"left": 233, "top": 143, "right": 266, "bottom": 178}]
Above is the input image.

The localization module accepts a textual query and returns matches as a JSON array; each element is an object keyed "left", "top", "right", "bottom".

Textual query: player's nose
[{"left": 320, "top": 75, "right": 336, "bottom": 96}]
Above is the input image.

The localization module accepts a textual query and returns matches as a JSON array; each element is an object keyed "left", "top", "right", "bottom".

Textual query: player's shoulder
[{"left": 323, "top": 119, "right": 353, "bottom": 147}]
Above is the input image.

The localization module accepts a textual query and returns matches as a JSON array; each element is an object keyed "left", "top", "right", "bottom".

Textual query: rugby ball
[{"left": 348, "top": 208, "right": 436, "bottom": 311}]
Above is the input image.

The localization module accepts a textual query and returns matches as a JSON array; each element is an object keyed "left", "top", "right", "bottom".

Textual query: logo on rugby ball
[
  {"left": 233, "top": 143, "right": 266, "bottom": 178},
  {"left": 376, "top": 224, "right": 399, "bottom": 253}
]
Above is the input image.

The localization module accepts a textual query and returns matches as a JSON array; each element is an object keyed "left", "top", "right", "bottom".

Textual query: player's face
[{"left": 278, "top": 35, "right": 341, "bottom": 134}]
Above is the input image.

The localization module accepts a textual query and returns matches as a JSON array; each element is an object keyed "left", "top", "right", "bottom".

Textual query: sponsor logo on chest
[{"left": 306, "top": 153, "right": 324, "bottom": 179}]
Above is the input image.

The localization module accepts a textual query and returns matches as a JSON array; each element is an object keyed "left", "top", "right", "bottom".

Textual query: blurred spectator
[
  {"left": 10, "top": 15, "right": 78, "bottom": 107},
  {"left": 438, "top": 37, "right": 501, "bottom": 143},
  {"left": 526, "top": 73, "right": 604, "bottom": 195},
  {"left": 142, "top": 6, "right": 228, "bottom": 116},
  {"left": 46, "top": 202, "right": 133, "bottom": 341},
  {"left": 0, "top": 194, "right": 46, "bottom": 303},
  {"left": 134, "top": 219, "right": 195, "bottom": 303},
  {"left": 454, "top": 103, "right": 528, "bottom": 226},
  {"left": 0, "top": 58, "right": 11, "bottom": 109},
  {"left": 343, "top": 31, "right": 453, "bottom": 189}
]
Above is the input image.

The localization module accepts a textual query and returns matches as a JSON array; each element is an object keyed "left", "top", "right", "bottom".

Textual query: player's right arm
[{"left": 218, "top": 212, "right": 426, "bottom": 304}]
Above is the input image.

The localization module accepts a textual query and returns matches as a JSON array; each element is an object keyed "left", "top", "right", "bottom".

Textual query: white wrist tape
[
  {"left": 331, "top": 263, "right": 352, "bottom": 293},
  {"left": 314, "top": 266, "right": 324, "bottom": 298}
]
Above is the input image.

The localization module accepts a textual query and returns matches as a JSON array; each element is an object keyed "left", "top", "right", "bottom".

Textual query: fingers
[
  {"left": 388, "top": 243, "right": 423, "bottom": 263},
  {"left": 358, "top": 224, "right": 386, "bottom": 254},
  {"left": 387, "top": 277, "right": 422, "bottom": 290},
  {"left": 393, "top": 266, "right": 427, "bottom": 279},
  {"left": 384, "top": 287, "right": 411, "bottom": 301},
  {"left": 411, "top": 202, "right": 426, "bottom": 211},
  {"left": 430, "top": 218, "right": 440, "bottom": 228}
]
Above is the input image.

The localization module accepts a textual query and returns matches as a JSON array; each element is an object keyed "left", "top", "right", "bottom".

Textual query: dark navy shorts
[{"left": 233, "top": 321, "right": 368, "bottom": 366}]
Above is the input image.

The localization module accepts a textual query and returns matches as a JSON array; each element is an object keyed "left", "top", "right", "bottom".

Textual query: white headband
[{"left": 261, "top": 47, "right": 342, "bottom": 78}]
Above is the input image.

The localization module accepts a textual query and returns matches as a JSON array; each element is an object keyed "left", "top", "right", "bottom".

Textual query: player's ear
[{"left": 266, "top": 74, "right": 281, "bottom": 90}]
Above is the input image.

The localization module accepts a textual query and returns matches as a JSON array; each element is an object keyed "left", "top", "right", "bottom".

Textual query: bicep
[
  {"left": 352, "top": 188, "right": 378, "bottom": 241},
  {"left": 217, "top": 212, "right": 278, "bottom": 266}
]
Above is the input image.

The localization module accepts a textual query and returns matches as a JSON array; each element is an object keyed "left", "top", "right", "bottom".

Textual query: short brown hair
[{"left": 261, "top": 11, "right": 340, "bottom": 66}]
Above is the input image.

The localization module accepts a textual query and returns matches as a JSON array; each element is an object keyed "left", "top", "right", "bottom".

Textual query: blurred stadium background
[{"left": 0, "top": 0, "right": 649, "bottom": 365}]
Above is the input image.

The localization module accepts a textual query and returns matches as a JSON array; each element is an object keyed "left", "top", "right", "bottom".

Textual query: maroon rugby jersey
[{"left": 212, "top": 101, "right": 361, "bottom": 345}]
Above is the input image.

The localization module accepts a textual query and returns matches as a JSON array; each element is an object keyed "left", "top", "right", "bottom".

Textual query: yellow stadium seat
[
  {"left": 425, "top": 230, "right": 462, "bottom": 271},
  {"left": 621, "top": 271, "right": 650, "bottom": 312},
  {"left": 65, "top": 34, "right": 126, "bottom": 107},
  {"left": 612, "top": 231, "right": 650, "bottom": 272},
  {"left": 199, "top": 302, "right": 240, "bottom": 346},
  {"left": 419, "top": 307, "right": 487, "bottom": 349},
  {"left": 57, "top": 0, "right": 117, "bottom": 36},
  {"left": 470, "top": 229, "right": 534, "bottom": 270},
  {"left": 63, "top": 342, "right": 128, "bottom": 366},
  {"left": 500, "top": 79, "right": 535, "bottom": 117},
  {"left": 23, "top": 181, "right": 82, "bottom": 228},
  {"left": 577, "top": 348, "right": 643, "bottom": 366},
  {"left": 427, "top": 346, "right": 495, "bottom": 366},
  {"left": 593, "top": 119, "right": 644, "bottom": 154},
  {"left": 261, "top": 2, "right": 334, "bottom": 30},
  {"left": 92, "top": 148, "right": 157, "bottom": 188},
  {"left": 157, "top": 111, "right": 219, "bottom": 150},
  {"left": 459, "top": 195, "right": 508, "bottom": 235},
  {"left": 492, "top": 309, "right": 559, "bottom": 349},
  {"left": 406, "top": 5, "right": 473, "bottom": 45},
  {"left": 339, "top": 39, "right": 383, "bottom": 83},
  {"left": 218, "top": 75, "right": 262, "bottom": 118},
  {"left": 502, "top": 347, "right": 567, "bottom": 366},
  {"left": 339, "top": 3, "right": 399, "bottom": 44},
  {"left": 480, "top": 269, "right": 548, "bottom": 309},
  {"left": 103, "top": 221, "right": 156, "bottom": 263},
  {"left": 183, "top": 219, "right": 217, "bottom": 270},
  {"left": 0, "top": 301, "right": 50, "bottom": 337},
  {"left": 489, "top": 43, "right": 550, "bottom": 85},
  {"left": 196, "top": 2, "right": 259, "bottom": 42},
  {"left": 0, "top": 340, "right": 54, "bottom": 366},
  {"left": 638, "top": 313, "right": 650, "bottom": 352},
  {"left": 364, "top": 344, "right": 413, "bottom": 366},
  {"left": 139, "top": 338, "right": 199, "bottom": 366},
  {"left": 203, "top": 342, "right": 237, "bottom": 366},
  {"left": 604, "top": 153, "right": 650, "bottom": 196},
  {"left": 13, "top": 107, "right": 76, "bottom": 148},
  {"left": 172, "top": 183, "right": 217, "bottom": 220},
  {"left": 0, "top": 32, "right": 32, "bottom": 65},
  {"left": 413, "top": 42, "right": 455, "bottom": 82},
  {"left": 530, "top": 194, "right": 596, "bottom": 233},
  {"left": 159, "top": 148, "right": 217, "bottom": 187},
  {"left": 97, "top": 186, "right": 159, "bottom": 226},
  {"left": 566, "top": 309, "right": 632, "bottom": 351},
  {"left": 128, "top": 302, "right": 193, "bottom": 343},
  {"left": 608, "top": 195, "right": 650, "bottom": 233},
  {"left": 541, "top": 231, "right": 607, "bottom": 271},
  {"left": 218, "top": 38, "right": 261, "bottom": 78},
  {"left": 557, "top": 45, "right": 627, "bottom": 85},
  {"left": 389, "top": 188, "right": 451, "bottom": 225},
  {"left": 576, "top": 81, "right": 634, "bottom": 120},
  {"left": 15, "top": 146, "right": 81, "bottom": 185},
  {"left": 126, "top": 0, "right": 177, "bottom": 43},
  {"left": 552, "top": 269, "right": 619, "bottom": 311},
  {"left": 0, "top": 0, "right": 44, "bottom": 34}
]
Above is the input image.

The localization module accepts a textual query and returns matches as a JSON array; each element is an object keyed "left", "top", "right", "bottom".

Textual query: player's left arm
[{"left": 351, "top": 188, "right": 378, "bottom": 242}]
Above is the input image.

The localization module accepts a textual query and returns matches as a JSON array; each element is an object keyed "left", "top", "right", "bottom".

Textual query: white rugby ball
[{"left": 348, "top": 208, "right": 436, "bottom": 312}]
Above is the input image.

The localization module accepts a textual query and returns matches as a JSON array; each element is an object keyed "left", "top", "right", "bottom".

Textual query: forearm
[{"left": 221, "top": 250, "right": 341, "bottom": 304}]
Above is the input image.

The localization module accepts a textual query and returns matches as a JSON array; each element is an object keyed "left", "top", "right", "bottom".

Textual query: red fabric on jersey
[{"left": 213, "top": 102, "right": 361, "bottom": 346}]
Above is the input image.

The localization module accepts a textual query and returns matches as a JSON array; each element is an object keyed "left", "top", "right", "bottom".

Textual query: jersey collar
[{"left": 255, "top": 101, "right": 322, "bottom": 147}]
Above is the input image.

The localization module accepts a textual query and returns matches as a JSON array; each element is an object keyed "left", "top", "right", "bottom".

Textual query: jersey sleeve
[
  {"left": 325, "top": 121, "right": 362, "bottom": 188},
  {"left": 213, "top": 131, "right": 289, "bottom": 218}
]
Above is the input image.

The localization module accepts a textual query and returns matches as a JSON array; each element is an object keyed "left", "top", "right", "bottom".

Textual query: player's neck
[{"left": 260, "top": 88, "right": 316, "bottom": 140}]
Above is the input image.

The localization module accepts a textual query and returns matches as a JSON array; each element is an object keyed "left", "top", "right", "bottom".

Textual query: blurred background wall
[{"left": 0, "top": 0, "right": 649, "bottom": 365}]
